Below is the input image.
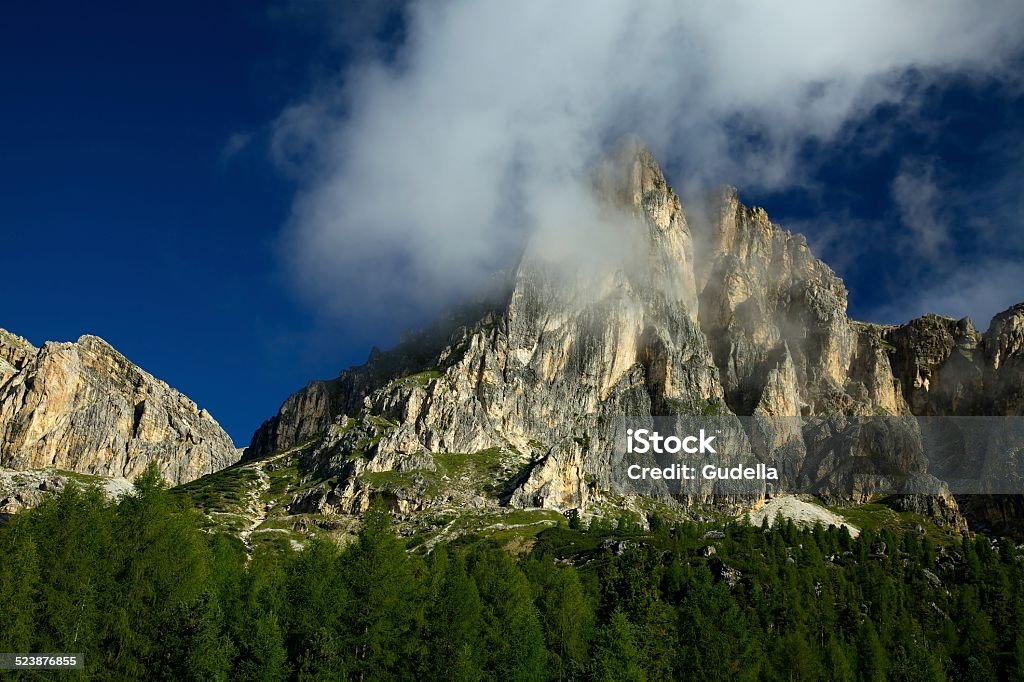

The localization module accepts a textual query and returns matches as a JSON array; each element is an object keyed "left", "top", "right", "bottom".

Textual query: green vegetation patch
[
  {"left": 385, "top": 368, "right": 443, "bottom": 391},
  {"left": 172, "top": 465, "right": 260, "bottom": 515},
  {"left": 361, "top": 469, "right": 428, "bottom": 491},
  {"left": 413, "top": 508, "right": 567, "bottom": 553},
  {"left": 263, "top": 457, "right": 305, "bottom": 507},
  {"left": 434, "top": 446, "right": 503, "bottom": 477},
  {"left": 825, "top": 499, "right": 961, "bottom": 546},
  {"left": 355, "top": 447, "right": 523, "bottom": 500},
  {"left": 53, "top": 469, "right": 108, "bottom": 485}
]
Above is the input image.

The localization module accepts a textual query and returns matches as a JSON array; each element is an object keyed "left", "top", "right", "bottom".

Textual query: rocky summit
[
  {"left": 0, "top": 329, "right": 238, "bottom": 486},
  {"left": 232, "top": 142, "right": 1024, "bottom": 542},
  {"left": 7, "top": 144, "right": 1018, "bottom": 544}
]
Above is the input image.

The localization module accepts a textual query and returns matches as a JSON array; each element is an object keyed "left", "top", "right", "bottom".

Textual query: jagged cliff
[
  {"left": 0, "top": 330, "right": 238, "bottom": 485},
  {"left": 884, "top": 306, "right": 1024, "bottom": 416},
  {"left": 243, "top": 142, "right": 1013, "bottom": 525}
]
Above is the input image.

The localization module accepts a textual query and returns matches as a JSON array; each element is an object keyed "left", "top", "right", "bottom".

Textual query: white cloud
[
  {"left": 891, "top": 159, "right": 950, "bottom": 261},
  {"left": 873, "top": 261, "right": 1024, "bottom": 330},
  {"left": 273, "top": 0, "right": 1024, "bottom": 323}
]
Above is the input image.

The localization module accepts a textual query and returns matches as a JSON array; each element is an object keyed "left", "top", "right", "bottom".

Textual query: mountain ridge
[
  {"left": 240, "top": 144, "right": 1024, "bottom": 533},
  {"left": 0, "top": 329, "right": 238, "bottom": 486}
]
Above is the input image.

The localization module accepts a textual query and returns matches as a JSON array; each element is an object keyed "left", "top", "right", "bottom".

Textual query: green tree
[
  {"left": 155, "top": 592, "right": 234, "bottom": 681},
  {"left": 0, "top": 519, "right": 40, "bottom": 654},
  {"left": 28, "top": 483, "right": 115, "bottom": 674},
  {"left": 422, "top": 547, "right": 484, "bottom": 681},
  {"left": 106, "top": 463, "right": 214, "bottom": 677},
  {"left": 591, "top": 610, "right": 646, "bottom": 682},
  {"left": 856, "top": 620, "right": 887, "bottom": 682},
  {"left": 538, "top": 565, "right": 593, "bottom": 679},
  {"left": 470, "top": 547, "right": 547, "bottom": 681},
  {"left": 234, "top": 611, "right": 289, "bottom": 682},
  {"left": 824, "top": 636, "right": 855, "bottom": 682},
  {"left": 340, "top": 500, "right": 422, "bottom": 680}
]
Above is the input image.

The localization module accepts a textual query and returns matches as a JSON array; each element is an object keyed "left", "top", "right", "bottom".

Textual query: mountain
[
  {"left": 0, "top": 328, "right": 238, "bottom": 487},
  {"left": 218, "top": 143, "right": 1021, "bottom": 542},
  {"left": 885, "top": 307, "right": 1024, "bottom": 415}
]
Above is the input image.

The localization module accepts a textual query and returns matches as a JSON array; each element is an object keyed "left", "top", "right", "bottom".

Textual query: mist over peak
[{"left": 273, "top": 0, "right": 1024, "bottom": 329}]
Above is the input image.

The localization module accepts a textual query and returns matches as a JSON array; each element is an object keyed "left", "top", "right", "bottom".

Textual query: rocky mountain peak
[
  {"left": 0, "top": 329, "right": 37, "bottom": 383},
  {"left": 594, "top": 138, "right": 666, "bottom": 208},
  {"left": 883, "top": 304, "right": 1024, "bottom": 416},
  {"left": 245, "top": 144, "right": 960, "bottom": 516},
  {"left": 988, "top": 303, "right": 1024, "bottom": 370},
  {"left": 0, "top": 328, "right": 238, "bottom": 485}
]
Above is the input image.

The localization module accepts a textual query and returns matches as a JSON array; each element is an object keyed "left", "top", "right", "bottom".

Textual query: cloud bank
[{"left": 273, "top": 0, "right": 1024, "bottom": 325}]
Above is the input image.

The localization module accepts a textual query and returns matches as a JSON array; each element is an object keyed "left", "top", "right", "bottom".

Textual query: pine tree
[
  {"left": 29, "top": 483, "right": 114, "bottom": 673},
  {"left": 341, "top": 500, "right": 422, "bottom": 680},
  {"left": 540, "top": 566, "right": 594, "bottom": 679},
  {"left": 107, "top": 462, "right": 214, "bottom": 676},
  {"left": 856, "top": 620, "right": 887, "bottom": 682},
  {"left": 157, "top": 592, "right": 234, "bottom": 681},
  {"left": 591, "top": 610, "right": 646, "bottom": 682},
  {"left": 421, "top": 546, "right": 484, "bottom": 681},
  {"left": 470, "top": 547, "right": 547, "bottom": 681},
  {"left": 0, "top": 518, "right": 40, "bottom": 654},
  {"left": 234, "top": 611, "right": 289, "bottom": 682},
  {"left": 824, "top": 636, "right": 855, "bottom": 682}
]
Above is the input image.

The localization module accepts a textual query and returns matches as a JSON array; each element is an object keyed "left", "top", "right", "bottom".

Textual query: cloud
[
  {"left": 269, "top": 0, "right": 406, "bottom": 61},
  {"left": 891, "top": 158, "right": 951, "bottom": 261},
  {"left": 220, "top": 132, "right": 254, "bottom": 165},
  {"left": 781, "top": 212, "right": 889, "bottom": 281},
  {"left": 873, "top": 261, "right": 1024, "bottom": 330},
  {"left": 272, "top": 0, "right": 1024, "bottom": 324}
]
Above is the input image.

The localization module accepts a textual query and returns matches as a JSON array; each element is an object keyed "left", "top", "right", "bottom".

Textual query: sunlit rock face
[
  {"left": 0, "top": 329, "right": 36, "bottom": 384},
  {"left": 694, "top": 187, "right": 906, "bottom": 418},
  {"left": 982, "top": 304, "right": 1024, "bottom": 415},
  {"left": 0, "top": 332, "right": 238, "bottom": 485},
  {"left": 245, "top": 144, "right": 1020, "bottom": 520},
  {"left": 884, "top": 304, "right": 1024, "bottom": 417}
]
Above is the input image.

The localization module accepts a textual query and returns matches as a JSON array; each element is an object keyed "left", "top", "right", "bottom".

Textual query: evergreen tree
[
  {"left": 106, "top": 463, "right": 215, "bottom": 677},
  {"left": 340, "top": 500, "right": 422, "bottom": 680},
  {"left": 155, "top": 592, "right": 234, "bottom": 681},
  {"left": 234, "top": 611, "right": 289, "bottom": 682},
  {"left": 29, "top": 483, "right": 114, "bottom": 674},
  {"left": 422, "top": 547, "right": 484, "bottom": 681},
  {"left": 539, "top": 566, "right": 594, "bottom": 679},
  {"left": 591, "top": 610, "right": 646, "bottom": 682},
  {"left": 470, "top": 547, "right": 547, "bottom": 681},
  {"left": 824, "top": 636, "right": 855, "bottom": 682},
  {"left": 0, "top": 519, "right": 39, "bottom": 654},
  {"left": 856, "top": 620, "right": 888, "bottom": 682}
]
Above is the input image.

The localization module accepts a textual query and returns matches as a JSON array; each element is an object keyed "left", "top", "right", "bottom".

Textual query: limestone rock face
[
  {"left": 248, "top": 143, "right": 938, "bottom": 514},
  {"left": 0, "top": 329, "right": 37, "bottom": 385},
  {"left": 0, "top": 332, "right": 238, "bottom": 485},
  {"left": 694, "top": 188, "right": 905, "bottom": 418},
  {"left": 885, "top": 305, "right": 1024, "bottom": 416},
  {"left": 885, "top": 315, "right": 983, "bottom": 415},
  {"left": 984, "top": 304, "right": 1024, "bottom": 414}
]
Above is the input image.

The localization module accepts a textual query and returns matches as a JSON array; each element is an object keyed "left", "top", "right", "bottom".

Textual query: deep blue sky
[
  {"left": 0, "top": 2, "right": 374, "bottom": 445},
  {"left": 2, "top": 3, "right": 1021, "bottom": 444}
]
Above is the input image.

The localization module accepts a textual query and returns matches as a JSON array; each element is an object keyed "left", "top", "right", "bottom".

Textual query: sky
[{"left": 2, "top": 1, "right": 1023, "bottom": 444}]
